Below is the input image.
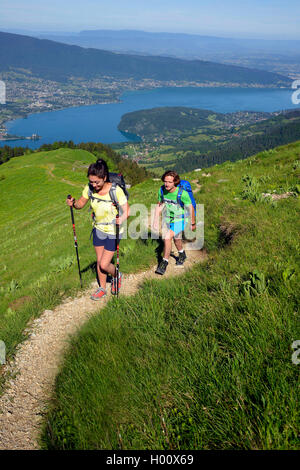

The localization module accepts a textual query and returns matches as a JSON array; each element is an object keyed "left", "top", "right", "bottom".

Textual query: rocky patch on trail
[{"left": 262, "top": 191, "right": 295, "bottom": 201}]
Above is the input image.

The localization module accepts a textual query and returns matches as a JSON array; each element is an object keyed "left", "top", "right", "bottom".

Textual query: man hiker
[
  {"left": 66, "top": 159, "right": 130, "bottom": 300},
  {"left": 153, "top": 170, "right": 196, "bottom": 275}
]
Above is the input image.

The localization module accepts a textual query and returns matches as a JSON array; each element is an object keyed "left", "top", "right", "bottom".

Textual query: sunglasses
[{"left": 89, "top": 179, "right": 103, "bottom": 185}]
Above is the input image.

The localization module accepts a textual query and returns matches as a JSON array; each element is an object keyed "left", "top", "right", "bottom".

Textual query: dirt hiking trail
[{"left": 0, "top": 244, "right": 206, "bottom": 450}]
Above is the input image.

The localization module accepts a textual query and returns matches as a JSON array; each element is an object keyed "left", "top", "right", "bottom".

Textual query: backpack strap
[
  {"left": 109, "top": 182, "right": 119, "bottom": 209},
  {"left": 177, "top": 186, "right": 185, "bottom": 209},
  {"left": 88, "top": 184, "right": 116, "bottom": 204},
  {"left": 88, "top": 183, "right": 120, "bottom": 226},
  {"left": 160, "top": 186, "right": 165, "bottom": 203}
]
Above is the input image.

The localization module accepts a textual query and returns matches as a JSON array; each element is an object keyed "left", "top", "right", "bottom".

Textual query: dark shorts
[{"left": 92, "top": 228, "right": 121, "bottom": 251}]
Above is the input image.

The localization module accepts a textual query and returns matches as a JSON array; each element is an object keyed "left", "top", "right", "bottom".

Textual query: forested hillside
[{"left": 116, "top": 108, "right": 300, "bottom": 173}]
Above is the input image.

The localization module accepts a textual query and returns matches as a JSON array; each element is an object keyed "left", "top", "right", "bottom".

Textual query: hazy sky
[{"left": 1, "top": 0, "right": 300, "bottom": 39}]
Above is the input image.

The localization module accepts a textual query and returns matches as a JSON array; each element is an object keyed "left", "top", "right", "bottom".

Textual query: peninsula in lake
[{"left": 115, "top": 107, "right": 300, "bottom": 173}]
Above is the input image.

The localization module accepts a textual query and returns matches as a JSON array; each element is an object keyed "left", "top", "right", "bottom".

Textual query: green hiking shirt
[{"left": 158, "top": 186, "right": 192, "bottom": 223}]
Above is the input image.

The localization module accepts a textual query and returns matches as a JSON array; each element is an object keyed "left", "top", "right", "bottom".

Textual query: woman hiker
[
  {"left": 153, "top": 170, "right": 196, "bottom": 275},
  {"left": 66, "top": 159, "right": 130, "bottom": 300}
]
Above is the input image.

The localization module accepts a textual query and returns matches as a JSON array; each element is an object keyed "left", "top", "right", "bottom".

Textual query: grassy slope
[
  {"left": 42, "top": 143, "right": 299, "bottom": 450},
  {"left": 0, "top": 148, "right": 160, "bottom": 368}
]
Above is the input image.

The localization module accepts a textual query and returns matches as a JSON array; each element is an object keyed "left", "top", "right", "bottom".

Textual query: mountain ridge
[{"left": 0, "top": 31, "right": 291, "bottom": 85}]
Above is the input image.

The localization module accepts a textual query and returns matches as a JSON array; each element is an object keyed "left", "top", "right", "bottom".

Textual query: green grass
[
  {"left": 42, "top": 142, "right": 300, "bottom": 449},
  {"left": 0, "top": 148, "right": 161, "bottom": 369},
  {"left": 182, "top": 133, "right": 210, "bottom": 143}
]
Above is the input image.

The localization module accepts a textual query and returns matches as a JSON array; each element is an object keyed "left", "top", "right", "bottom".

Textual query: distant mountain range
[
  {"left": 34, "top": 29, "right": 300, "bottom": 71},
  {"left": 35, "top": 29, "right": 300, "bottom": 56},
  {"left": 0, "top": 31, "right": 291, "bottom": 86}
]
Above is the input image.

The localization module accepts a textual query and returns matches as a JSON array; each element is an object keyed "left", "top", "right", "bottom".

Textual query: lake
[{"left": 2, "top": 86, "right": 298, "bottom": 149}]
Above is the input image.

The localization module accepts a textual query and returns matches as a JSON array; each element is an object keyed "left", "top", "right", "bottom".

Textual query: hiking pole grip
[
  {"left": 67, "top": 194, "right": 83, "bottom": 288},
  {"left": 67, "top": 194, "right": 75, "bottom": 225}
]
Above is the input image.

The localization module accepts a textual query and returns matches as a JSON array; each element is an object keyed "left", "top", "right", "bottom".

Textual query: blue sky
[{"left": 1, "top": 0, "right": 300, "bottom": 39}]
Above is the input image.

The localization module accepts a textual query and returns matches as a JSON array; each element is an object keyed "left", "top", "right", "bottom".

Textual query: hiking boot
[
  {"left": 111, "top": 272, "right": 122, "bottom": 295},
  {"left": 176, "top": 250, "right": 187, "bottom": 266},
  {"left": 155, "top": 259, "right": 168, "bottom": 275},
  {"left": 90, "top": 287, "right": 107, "bottom": 301}
]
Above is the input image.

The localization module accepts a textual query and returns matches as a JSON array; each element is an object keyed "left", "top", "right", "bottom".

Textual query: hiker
[
  {"left": 66, "top": 159, "right": 129, "bottom": 300},
  {"left": 153, "top": 170, "right": 196, "bottom": 275}
]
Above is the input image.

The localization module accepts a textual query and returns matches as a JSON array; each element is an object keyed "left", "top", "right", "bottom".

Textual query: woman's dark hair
[
  {"left": 161, "top": 170, "right": 180, "bottom": 186},
  {"left": 87, "top": 158, "right": 109, "bottom": 181}
]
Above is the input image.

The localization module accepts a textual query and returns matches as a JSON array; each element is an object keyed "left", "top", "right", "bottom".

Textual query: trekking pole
[
  {"left": 67, "top": 195, "right": 83, "bottom": 288},
  {"left": 115, "top": 204, "right": 120, "bottom": 298}
]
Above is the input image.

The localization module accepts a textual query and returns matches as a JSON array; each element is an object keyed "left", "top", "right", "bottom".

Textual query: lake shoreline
[
  {"left": 1, "top": 86, "right": 297, "bottom": 149},
  {"left": 1, "top": 82, "right": 291, "bottom": 129}
]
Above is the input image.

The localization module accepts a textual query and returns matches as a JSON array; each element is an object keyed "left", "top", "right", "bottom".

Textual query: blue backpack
[{"left": 160, "top": 180, "right": 197, "bottom": 215}]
